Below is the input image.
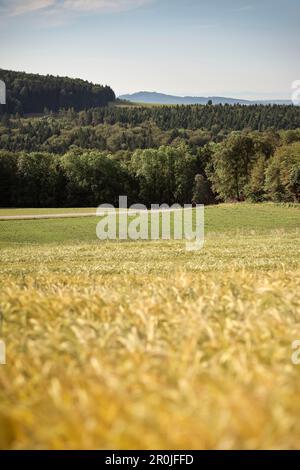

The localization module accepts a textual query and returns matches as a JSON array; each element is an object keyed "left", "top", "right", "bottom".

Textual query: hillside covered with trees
[
  {"left": 0, "top": 69, "right": 115, "bottom": 115},
  {"left": 1, "top": 125, "right": 300, "bottom": 208},
  {"left": 45, "top": 103, "right": 300, "bottom": 132},
  {"left": 0, "top": 73, "right": 300, "bottom": 208}
]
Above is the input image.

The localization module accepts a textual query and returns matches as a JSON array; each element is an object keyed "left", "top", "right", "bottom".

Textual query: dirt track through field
[
  {"left": 0, "top": 212, "right": 97, "bottom": 220},
  {"left": 0, "top": 207, "right": 195, "bottom": 221}
]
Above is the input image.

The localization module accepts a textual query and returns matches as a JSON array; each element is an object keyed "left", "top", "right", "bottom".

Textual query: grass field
[
  {"left": 0, "top": 203, "right": 300, "bottom": 449},
  {"left": 1, "top": 203, "right": 299, "bottom": 245}
]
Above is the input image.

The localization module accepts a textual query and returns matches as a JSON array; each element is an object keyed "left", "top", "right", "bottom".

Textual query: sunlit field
[{"left": 0, "top": 203, "right": 300, "bottom": 449}]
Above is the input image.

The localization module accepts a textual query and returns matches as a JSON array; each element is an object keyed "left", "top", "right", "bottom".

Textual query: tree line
[
  {"left": 1, "top": 130, "right": 300, "bottom": 208},
  {"left": 0, "top": 115, "right": 214, "bottom": 154},
  {"left": 92, "top": 103, "right": 300, "bottom": 131},
  {"left": 1, "top": 100, "right": 300, "bottom": 134},
  {"left": 2, "top": 112, "right": 300, "bottom": 156},
  {"left": 0, "top": 69, "right": 115, "bottom": 115}
]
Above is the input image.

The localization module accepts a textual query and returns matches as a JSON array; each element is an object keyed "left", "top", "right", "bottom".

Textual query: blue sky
[{"left": 0, "top": 0, "right": 299, "bottom": 99}]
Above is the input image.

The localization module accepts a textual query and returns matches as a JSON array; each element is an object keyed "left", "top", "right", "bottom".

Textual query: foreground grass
[{"left": 0, "top": 204, "right": 300, "bottom": 449}]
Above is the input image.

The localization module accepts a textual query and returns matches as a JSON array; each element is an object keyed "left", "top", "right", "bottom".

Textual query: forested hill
[
  {"left": 0, "top": 69, "right": 115, "bottom": 115},
  {"left": 86, "top": 103, "right": 300, "bottom": 131}
]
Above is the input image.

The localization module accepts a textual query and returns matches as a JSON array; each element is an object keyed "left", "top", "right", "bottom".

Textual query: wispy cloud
[
  {"left": 63, "top": 0, "right": 152, "bottom": 13},
  {"left": 0, "top": 0, "right": 55, "bottom": 16},
  {"left": 0, "top": 0, "right": 153, "bottom": 17}
]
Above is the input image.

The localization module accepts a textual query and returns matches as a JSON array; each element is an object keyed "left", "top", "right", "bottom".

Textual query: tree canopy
[{"left": 0, "top": 69, "right": 115, "bottom": 115}]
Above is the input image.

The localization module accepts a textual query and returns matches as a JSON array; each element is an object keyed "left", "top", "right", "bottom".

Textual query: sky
[{"left": 0, "top": 0, "right": 299, "bottom": 99}]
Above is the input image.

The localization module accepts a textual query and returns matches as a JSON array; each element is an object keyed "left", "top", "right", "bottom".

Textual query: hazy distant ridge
[{"left": 119, "top": 91, "right": 292, "bottom": 106}]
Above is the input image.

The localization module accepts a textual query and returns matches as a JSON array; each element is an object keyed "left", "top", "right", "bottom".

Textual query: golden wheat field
[{"left": 0, "top": 204, "right": 300, "bottom": 450}]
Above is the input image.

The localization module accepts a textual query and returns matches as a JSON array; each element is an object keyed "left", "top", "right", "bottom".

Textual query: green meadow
[{"left": 0, "top": 203, "right": 299, "bottom": 245}]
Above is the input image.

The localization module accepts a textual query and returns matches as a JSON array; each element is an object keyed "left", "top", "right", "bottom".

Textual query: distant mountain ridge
[{"left": 119, "top": 91, "right": 292, "bottom": 106}]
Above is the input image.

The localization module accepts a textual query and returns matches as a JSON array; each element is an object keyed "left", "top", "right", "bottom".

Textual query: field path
[
  {"left": 0, "top": 207, "right": 195, "bottom": 221},
  {"left": 0, "top": 212, "right": 97, "bottom": 221}
]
